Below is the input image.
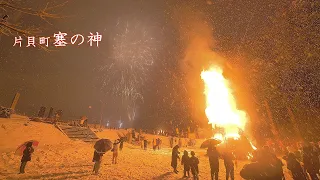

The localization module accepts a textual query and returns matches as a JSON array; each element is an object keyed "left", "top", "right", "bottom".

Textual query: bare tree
[{"left": 0, "top": 1, "right": 68, "bottom": 50}]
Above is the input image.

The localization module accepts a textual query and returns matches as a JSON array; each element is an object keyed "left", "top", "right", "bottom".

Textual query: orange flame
[{"left": 201, "top": 66, "right": 247, "bottom": 141}]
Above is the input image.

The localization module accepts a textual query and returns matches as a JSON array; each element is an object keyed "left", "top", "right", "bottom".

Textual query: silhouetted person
[
  {"left": 153, "top": 139, "right": 157, "bottom": 150},
  {"left": 158, "top": 138, "right": 162, "bottom": 150},
  {"left": 263, "top": 146, "right": 285, "bottom": 179},
  {"left": 144, "top": 139, "right": 148, "bottom": 150},
  {"left": 303, "top": 145, "right": 319, "bottom": 180},
  {"left": 83, "top": 119, "right": 88, "bottom": 127},
  {"left": 170, "top": 136, "right": 174, "bottom": 148},
  {"left": 112, "top": 140, "right": 120, "bottom": 164},
  {"left": 132, "top": 130, "right": 136, "bottom": 139},
  {"left": 240, "top": 148, "right": 285, "bottom": 180},
  {"left": 181, "top": 150, "right": 190, "bottom": 177},
  {"left": 19, "top": 142, "right": 34, "bottom": 174},
  {"left": 119, "top": 139, "right": 124, "bottom": 151},
  {"left": 92, "top": 150, "right": 103, "bottom": 175},
  {"left": 284, "top": 153, "right": 307, "bottom": 180},
  {"left": 208, "top": 146, "right": 219, "bottom": 180},
  {"left": 223, "top": 151, "right": 235, "bottom": 180},
  {"left": 140, "top": 137, "right": 144, "bottom": 149},
  {"left": 156, "top": 138, "right": 160, "bottom": 150},
  {"left": 190, "top": 151, "right": 199, "bottom": 180},
  {"left": 273, "top": 155, "right": 285, "bottom": 180},
  {"left": 311, "top": 142, "right": 320, "bottom": 176},
  {"left": 171, "top": 145, "right": 180, "bottom": 174}
]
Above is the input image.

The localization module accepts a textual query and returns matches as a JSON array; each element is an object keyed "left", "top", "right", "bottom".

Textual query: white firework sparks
[
  {"left": 99, "top": 18, "right": 160, "bottom": 113},
  {"left": 127, "top": 105, "right": 137, "bottom": 122}
]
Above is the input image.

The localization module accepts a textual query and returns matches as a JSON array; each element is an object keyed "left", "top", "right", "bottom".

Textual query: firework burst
[{"left": 98, "top": 18, "right": 160, "bottom": 120}]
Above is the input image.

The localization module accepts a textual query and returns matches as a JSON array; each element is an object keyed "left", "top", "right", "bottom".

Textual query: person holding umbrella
[
  {"left": 93, "top": 139, "right": 112, "bottom": 174},
  {"left": 19, "top": 142, "right": 34, "bottom": 174},
  {"left": 92, "top": 150, "right": 103, "bottom": 175},
  {"left": 200, "top": 138, "right": 221, "bottom": 180}
]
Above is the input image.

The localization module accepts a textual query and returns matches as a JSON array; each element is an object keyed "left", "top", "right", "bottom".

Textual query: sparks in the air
[{"left": 99, "top": 18, "right": 160, "bottom": 102}]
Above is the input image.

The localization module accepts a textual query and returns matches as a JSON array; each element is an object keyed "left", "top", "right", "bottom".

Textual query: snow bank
[
  {"left": 0, "top": 119, "right": 293, "bottom": 179},
  {"left": 0, "top": 118, "right": 70, "bottom": 152}
]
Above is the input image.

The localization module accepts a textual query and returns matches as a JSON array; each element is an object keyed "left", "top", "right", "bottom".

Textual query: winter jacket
[
  {"left": 21, "top": 147, "right": 34, "bottom": 162},
  {"left": 303, "top": 147, "right": 320, "bottom": 174},
  {"left": 190, "top": 156, "right": 199, "bottom": 175},
  {"left": 171, "top": 145, "right": 180, "bottom": 168},
  {"left": 287, "top": 157, "right": 307, "bottom": 180},
  {"left": 181, "top": 154, "right": 190, "bottom": 171},
  {"left": 207, "top": 147, "right": 219, "bottom": 170},
  {"left": 223, "top": 152, "right": 234, "bottom": 168},
  {"left": 92, "top": 151, "right": 103, "bottom": 162},
  {"left": 240, "top": 161, "right": 283, "bottom": 180}
]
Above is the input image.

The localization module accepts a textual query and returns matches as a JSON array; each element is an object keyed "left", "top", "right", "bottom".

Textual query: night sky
[{"left": 1, "top": 0, "right": 319, "bottom": 138}]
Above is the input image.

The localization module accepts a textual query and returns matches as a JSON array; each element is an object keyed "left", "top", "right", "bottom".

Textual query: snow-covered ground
[{"left": 0, "top": 118, "right": 293, "bottom": 179}]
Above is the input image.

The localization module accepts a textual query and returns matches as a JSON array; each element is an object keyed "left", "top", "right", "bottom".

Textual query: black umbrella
[
  {"left": 94, "top": 139, "right": 112, "bottom": 153},
  {"left": 200, "top": 138, "right": 222, "bottom": 148}
]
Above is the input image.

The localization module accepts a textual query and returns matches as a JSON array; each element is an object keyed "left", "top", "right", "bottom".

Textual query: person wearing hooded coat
[
  {"left": 263, "top": 146, "right": 285, "bottom": 180},
  {"left": 19, "top": 142, "right": 34, "bottom": 174},
  {"left": 181, "top": 150, "right": 190, "bottom": 177},
  {"left": 190, "top": 151, "right": 199, "bottom": 180},
  {"left": 207, "top": 146, "right": 219, "bottom": 180},
  {"left": 171, "top": 145, "right": 180, "bottom": 173},
  {"left": 284, "top": 152, "right": 307, "bottom": 180},
  {"left": 240, "top": 148, "right": 285, "bottom": 180}
]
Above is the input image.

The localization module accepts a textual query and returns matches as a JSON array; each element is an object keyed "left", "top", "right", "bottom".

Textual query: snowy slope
[{"left": 0, "top": 118, "right": 293, "bottom": 179}]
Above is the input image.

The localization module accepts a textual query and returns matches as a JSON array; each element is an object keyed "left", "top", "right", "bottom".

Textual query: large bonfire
[{"left": 201, "top": 66, "right": 247, "bottom": 142}]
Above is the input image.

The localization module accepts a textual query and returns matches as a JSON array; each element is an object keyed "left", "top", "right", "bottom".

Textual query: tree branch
[
  {"left": 0, "top": 1, "right": 68, "bottom": 51},
  {"left": 0, "top": 21, "right": 41, "bottom": 35},
  {"left": 0, "top": 1, "right": 68, "bottom": 19},
  {"left": 0, "top": 22, "right": 54, "bottom": 52}
]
